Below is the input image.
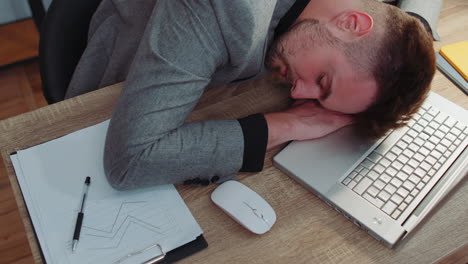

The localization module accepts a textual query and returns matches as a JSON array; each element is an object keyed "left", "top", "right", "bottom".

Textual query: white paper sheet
[{"left": 11, "top": 120, "right": 203, "bottom": 264}]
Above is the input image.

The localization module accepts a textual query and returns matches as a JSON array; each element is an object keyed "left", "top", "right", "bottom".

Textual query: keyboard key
[
  {"left": 430, "top": 150, "right": 443, "bottom": 160},
  {"left": 411, "top": 189, "right": 420, "bottom": 197},
  {"left": 390, "top": 178, "right": 403, "bottom": 188},
  {"left": 435, "top": 144, "right": 447, "bottom": 154},
  {"left": 391, "top": 194, "right": 404, "bottom": 205},
  {"left": 422, "top": 176, "right": 431, "bottom": 183},
  {"left": 380, "top": 173, "right": 392, "bottom": 183},
  {"left": 419, "top": 147, "right": 430, "bottom": 156},
  {"left": 378, "top": 191, "right": 391, "bottom": 201},
  {"left": 434, "top": 130, "right": 445, "bottom": 139},
  {"left": 373, "top": 164, "right": 386, "bottom": 174},
  {"left": 409, "top": 175, "right": 420, "bottom": 184},
  {"left": 403, "top": 181, "right": 415, "bottom": 190},
  {"left": 424, "top": 126, "right": 436, "bottom": 135},
  {"left": 380, "top": 158, "right": 391, "bottom": 168},
  {"left": 413, "top": 153, "right": 425, "bottom": 163},
  {"left": 385, "top": 184, "right": 397, "bottom": 194},
  {"left": 397, "top": 188, "right": 409, "bottom": 198},
  {"left": 367, "top": 186, "right": 380, "bottom": 197},
  {"left": 343, "top": 177, "right": 352, "bottom": 185},
  {"left": 391, "top": 209, "right": 402, "bottom": 219},
  {"left": 367, "top": 171, "right": 380, "bottom": 180},
  {"left": 355, "top": 174, "right": 363, "bottom": 182},
  {"left": 382, "top": 201, "right": 397, "bottom": 215},
  {"left": 405, "top": 195, "right": 414, "bottom": 204},
  {"left": 448, "top": 144, "right": 457, "bottom": 152},
  {"left": 416, "top": 182, "right": 425, "bottom": 190},
  {"left": 414, "top": 137, "right": 425, "bottom": 146},
  {"left": 429, "top": 135, "right": 440, "bottom": 145},
  {"left": 403, "top": 149, "right": 415, "bottom": 158},
  {"left": 413, "top": 124, "right": 424, "bottom": 132},
  {"left": 407, "top": 129, "right": 418, "bottom": 138},
  {"left": 446, "top": 133, "right": 457, "bottom": 142},
  {"left": 419, "top": 133, "right": 430, "bottom": 141},
  {"left": 374, "top": 180, "right": 386, "bottom": 190},
  {"left": 396, "top": 171, "right": 409, "bottom": 182},
  {"left": 443, "top": 151, "right": 451, "bottom": 158},
  {"left": 363, "top": 193, "right": 385, "bottom": 208},
  {"left": 348, "top": 181, "right": 357, "bottom": 189},
  {"left": 428, "top": 107, "right": 440, "bottom": 117},
  {"left": 428, "top": 169, "right": 436, "bottom": 176},
  {"left": 397, "top": 141, "right": 408, "bottom": 150},
  {"left": 418, "top": 119, "right": 429, "bottom": 127},
  {"left": 397, "top": 155, "right": 409, "bottom": 164},
  {"left": 426, "top": 156, "right": 437, "bottom": 165},
  {"left": 353, "top": 177, "right": 373, "bottom": 195},
  {"left": 434, "top": 113, "right": 448, "bottom": 124},
  {"left": 445, "top": 117, "right": 457, "bottom": 127},
  {"left": 385, "top": 152, "right": 397, "bottom": 161},
  {"left": 429, "top": 121, "right": 440, "bottom": 130},
  {"left": 399, "top": 203, "right": 408, "bottom": 211},
  {"left": 440, "top": 157, "right": 447, "bottom": 164},
  {"left": 402, "top": 165, "right": 414, "bottom": 175},
  {"left": 423, "top": 141, "right": 435, "bottom": 150},
  {"left": 438, "top": 125, "right": 450, "bottom": 134},
  {"left": 361, "top": 159, "right": 375, "bottom": 170},
  {"left": 423, "top": 113, "right": 433, "bottom": 122},
  {"left": 408, "top": 159, "right": 419, "bottom": 169},
  {"left": 361, "top": 168, "right": 369, "bottom": 176},
  {"left": 402, "top": 135, "right": 413, "bottom": 144},
  {"left": 408, "top": 143, "right": 420, "bottom": 153},
  {"left": 368, "top": 152, "right": 382, "bottom": 163},
  {"left": 455, "top": 123, "right": 466, "bottom": 131},
  {"left": 391, "top": 146, "right": 403, "bottom": 156},
  {"left": 391, "top": 160, "right": 404, "bottom": 171},
  {"left": 386, "top": 167, "right": 398, "bottom": 177},
  {"left": 420, "top": 162, "right": 431, "bottom": 172}
]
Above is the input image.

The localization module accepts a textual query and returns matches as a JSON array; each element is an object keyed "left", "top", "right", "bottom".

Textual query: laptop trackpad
[{"left": 274, "top": 126, "right": 379, "bottom": 193}]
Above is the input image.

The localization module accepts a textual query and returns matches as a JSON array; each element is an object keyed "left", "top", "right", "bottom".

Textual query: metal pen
[{"left": 72, "top": 176, "right": 91, "bottom": 252}]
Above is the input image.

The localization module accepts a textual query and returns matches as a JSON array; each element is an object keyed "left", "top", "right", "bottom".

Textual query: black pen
[{"left": 72, "top": 176, "right": 91, "bottom": 252}]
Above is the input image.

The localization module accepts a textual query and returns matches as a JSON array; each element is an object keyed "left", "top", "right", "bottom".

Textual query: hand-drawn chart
[{"left": 77, "top": 194, "right": 179, "bottom": 252}]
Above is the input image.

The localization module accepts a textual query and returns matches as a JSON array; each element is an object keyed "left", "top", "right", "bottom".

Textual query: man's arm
[{"left": 103, "top": 0, "right": 248, "bottom": 189}]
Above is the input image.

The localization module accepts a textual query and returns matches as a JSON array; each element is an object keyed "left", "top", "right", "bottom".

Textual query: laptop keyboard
[{"left": 342, "top": 104, "right": 467, "bottom": 220}]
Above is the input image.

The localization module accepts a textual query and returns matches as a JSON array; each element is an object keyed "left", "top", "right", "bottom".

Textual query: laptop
[{"left": 273, "top": 91, "right": 468, "bottom": 248}]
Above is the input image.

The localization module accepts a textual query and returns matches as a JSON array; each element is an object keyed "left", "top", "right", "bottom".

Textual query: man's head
[{"left": 266, "top": 0, "right": 436, "bottom": 138}]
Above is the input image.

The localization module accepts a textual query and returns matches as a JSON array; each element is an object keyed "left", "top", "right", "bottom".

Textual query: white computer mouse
[{"left": 211, "top": 180, "right": 276, "bottom": 234}]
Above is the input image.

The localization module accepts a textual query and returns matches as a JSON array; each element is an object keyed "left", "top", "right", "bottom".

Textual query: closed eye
[{"left": 317, "top": 73, "right": 331, "bottom": 101}]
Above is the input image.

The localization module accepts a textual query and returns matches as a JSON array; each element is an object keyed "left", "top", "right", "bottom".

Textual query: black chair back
[{"left": 39, "top": 0, "right": 102, "bottom": 104}]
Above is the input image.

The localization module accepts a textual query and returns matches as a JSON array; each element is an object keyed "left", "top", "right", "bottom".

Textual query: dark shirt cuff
[{"left": 237, "top": 113, "right": 268, "bottom": 172}]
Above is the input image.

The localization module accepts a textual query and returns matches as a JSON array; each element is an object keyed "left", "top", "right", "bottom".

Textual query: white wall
[{"left": 0, "top": 0, "right": 52, "bottom": 25}]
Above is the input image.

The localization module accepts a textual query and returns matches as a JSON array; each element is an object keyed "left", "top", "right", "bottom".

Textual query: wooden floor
[{"left": 0, "top": 19, "right": 46, "bottom": 264}]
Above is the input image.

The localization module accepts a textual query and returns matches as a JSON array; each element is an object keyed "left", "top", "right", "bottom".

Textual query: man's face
[{"left": 266, "top": 20, "right": 378, "bottom": 114}]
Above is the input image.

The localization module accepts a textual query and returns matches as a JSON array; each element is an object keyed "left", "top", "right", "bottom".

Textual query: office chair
[{"left": 39, "top": 0, "right": 102, "bottom": 104}]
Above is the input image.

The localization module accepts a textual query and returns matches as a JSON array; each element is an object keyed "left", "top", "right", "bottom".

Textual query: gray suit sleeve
[{"left": 104, "top": 0, "right": 245, "bottom": 190}]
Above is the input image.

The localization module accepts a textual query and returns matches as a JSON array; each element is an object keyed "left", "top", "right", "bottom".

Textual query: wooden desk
[{"left": 1, "top": 1, "right": 467, "bottom": 263}]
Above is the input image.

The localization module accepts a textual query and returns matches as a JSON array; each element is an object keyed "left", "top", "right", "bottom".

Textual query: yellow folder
[{"left": 440, "top": 41, "right": 468, "bottom": 81}]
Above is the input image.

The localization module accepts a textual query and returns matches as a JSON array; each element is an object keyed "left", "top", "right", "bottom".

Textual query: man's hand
[{"left": 265, "top": 100, "right": 354, "bottom": 149}]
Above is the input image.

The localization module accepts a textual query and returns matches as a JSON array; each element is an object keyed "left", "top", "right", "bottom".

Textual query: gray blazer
[{"left": 66, "top": 0, "right": 295, "bottom": 189}]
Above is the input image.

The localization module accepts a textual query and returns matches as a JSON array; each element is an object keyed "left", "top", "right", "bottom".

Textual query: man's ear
[{"left": 327, "top": 10, "right": 373, "bottom": 41}]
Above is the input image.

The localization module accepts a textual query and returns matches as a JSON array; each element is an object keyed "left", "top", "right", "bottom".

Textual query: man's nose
[{"left": 290, "top": 79, "right": 321, "bottom": 99}]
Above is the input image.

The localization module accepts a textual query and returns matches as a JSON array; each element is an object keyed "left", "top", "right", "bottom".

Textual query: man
[{"left": 66, "top": 0, "right": 435, "bottom": 189}]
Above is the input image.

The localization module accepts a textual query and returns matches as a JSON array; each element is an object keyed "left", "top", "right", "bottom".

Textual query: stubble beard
[{"left": 265, "top": 19, "right": 334, "bottom": 84}]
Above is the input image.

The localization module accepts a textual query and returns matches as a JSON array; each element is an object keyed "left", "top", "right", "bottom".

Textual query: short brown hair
[{"left": 352, "top": 1, "right": 436, "bottom": 138}]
